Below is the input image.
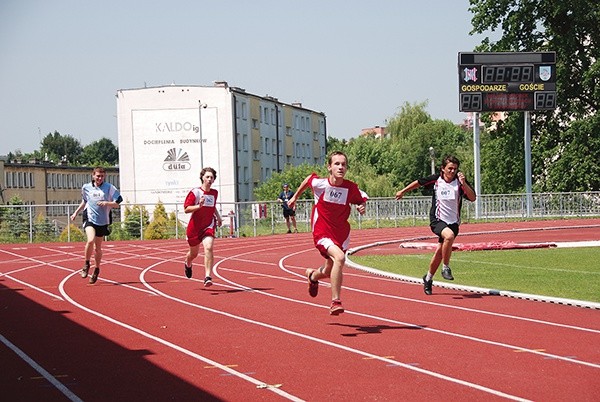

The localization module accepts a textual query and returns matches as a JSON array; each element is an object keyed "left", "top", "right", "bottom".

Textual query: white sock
[
  {"left": 443, "top": 264, "right": 450, "bottom": 270},
  {"left": 426, "top": 273, "right": 433, "bottom": 281}
]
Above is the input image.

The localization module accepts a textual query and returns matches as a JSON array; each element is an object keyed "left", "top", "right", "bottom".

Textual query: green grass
[{"left": 351, "top": 247, "right": 600, "bottom": 303}]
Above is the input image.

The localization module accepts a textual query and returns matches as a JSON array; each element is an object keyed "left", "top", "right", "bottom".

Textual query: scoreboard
[{"left": 458, "top": 52, "right": 556, "bottom": 112}]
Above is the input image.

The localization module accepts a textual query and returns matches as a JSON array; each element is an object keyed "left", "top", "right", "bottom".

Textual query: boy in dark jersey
[{"left": 395, "top": 155, "right": 476, "bottom": 295}]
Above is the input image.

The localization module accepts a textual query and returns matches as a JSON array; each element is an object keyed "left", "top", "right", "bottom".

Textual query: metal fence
[{"left": 1, "top": 192, "right": 598, "bottom": 243}]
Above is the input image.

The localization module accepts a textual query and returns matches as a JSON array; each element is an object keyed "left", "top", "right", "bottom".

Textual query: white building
[{"left": 116, "top": 81, "right": 327, "bottom": 221}]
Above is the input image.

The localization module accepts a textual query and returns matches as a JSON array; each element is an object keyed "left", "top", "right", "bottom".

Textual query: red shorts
[{"left": 187, "top": 227, "right": 215, "bottom": 247}]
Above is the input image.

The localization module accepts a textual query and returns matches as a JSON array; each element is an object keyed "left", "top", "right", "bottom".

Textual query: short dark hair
[
  {"left": 327, "top": 151, "right": 348, "bottom": 166},
  {"left": 200, "top": 167, "right": 217, "bottom": 180},
  {"left": 441, "top": 155, "right": 460, "bottom": 169}
]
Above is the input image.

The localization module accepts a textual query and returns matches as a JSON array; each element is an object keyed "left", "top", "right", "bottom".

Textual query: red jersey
[
  {"left": 184, "top": 187, "right": 218, "bottom": 238},
  {"left": 308, "top": 173, "right": 368, "bottom": 251}
]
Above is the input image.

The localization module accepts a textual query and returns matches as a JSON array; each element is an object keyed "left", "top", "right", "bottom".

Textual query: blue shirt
[{"left": 81, "top": 181, "right": 121, "bottom": 226}]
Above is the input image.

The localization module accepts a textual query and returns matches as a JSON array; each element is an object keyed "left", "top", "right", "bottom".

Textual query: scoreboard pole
[
  {"left": 473, "top": 113, "right": 482, "bottom": 218},
  {"left": 524, "top": 112, "right": 533, "bottom": 216}
]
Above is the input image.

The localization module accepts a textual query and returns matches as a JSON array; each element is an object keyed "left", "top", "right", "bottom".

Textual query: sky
[{"left": 0, "top": 0, "right": 489, "bottom": 154}]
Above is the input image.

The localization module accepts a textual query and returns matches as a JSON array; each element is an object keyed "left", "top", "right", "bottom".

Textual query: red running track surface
[{"left": 0, "top": 219, "right": 599, "bottom": 401}]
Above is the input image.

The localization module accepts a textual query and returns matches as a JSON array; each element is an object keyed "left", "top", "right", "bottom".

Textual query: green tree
[
  {"left": 540, "top": 113, "right": 600, "bottom": 191},
  {"left": 469, "top": 0, "right": 600, "bottom": 192},
  {"left": 33, "top": 213, "right": 55, "bottom": 242},
  {"left": 253, "top": 163, "right": 324, "bottom": 201},
  {"left": 59, "top": 224, "right": 86, "bottom": 242},
  {"left": 81, "top": 137, "right": 119, "bottom": 166},
  {"left": 121, "top": 204, "right": 150, "bottom": 239},
  {"left": 387, "top": 101, "right": 432, "bottom": 143},
  {"left": 40, "top": 131, "right": 84, "bottom": 164},
  {"left": 0, "top": 196, "right": 30, "bottom": 242},
  {"left": 144, "top": 202, "right": 170, "bottom": 240}
]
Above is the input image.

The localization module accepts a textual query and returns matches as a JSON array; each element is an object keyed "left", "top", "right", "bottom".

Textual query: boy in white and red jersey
[
  {"left": 288, "top": 151, "right": 368, "bottom": 315},
  {"left": 183, "top": 167, "right": 222, "bottom": 287},
  {"left": 396, "top": 155, "right": 476, "bottom": 295}
]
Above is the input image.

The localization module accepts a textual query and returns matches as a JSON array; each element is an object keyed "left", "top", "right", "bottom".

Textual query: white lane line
[
  {"left": 0, "top": 333, "right": 83, "bottom": 402},
  {"left": 181, "top": 249, "right": 530, "bottom": 401},
  {"left": 57, "top": 268, "right": 304, "bottom": 402},
  {"left": 276, "top": 249, "right": 600, "bottom": 335},
  {"left": 0, "top": 273, "right": 63, "bottom": 300}
]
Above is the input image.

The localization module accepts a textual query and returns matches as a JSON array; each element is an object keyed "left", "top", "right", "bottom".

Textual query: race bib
[
  {"left": 439, "top": 187, "right": 456, "bottom": 200},
  {"left": 203, "top": 194, "right": 216, "bottom": 207},
  {"left": 323, "top": 186, "right": 349, "bottom": 205}
]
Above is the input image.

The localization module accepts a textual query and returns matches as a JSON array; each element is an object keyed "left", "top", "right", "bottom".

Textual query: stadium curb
[{"left": 346, "top": 236, "right": 600, "bottom": 310}]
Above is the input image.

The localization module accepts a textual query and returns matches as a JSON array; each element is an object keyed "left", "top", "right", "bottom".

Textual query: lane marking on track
[
  {"left": 58, "top": 269, "right": 304, "bottom": 402},
  {"left": 275, "top": 254, "right": 600, "bottom": 335},
  {"left": 1, "top": 247, "right": 159, "bottom": 297},
  {"left": 514, "top": 349, "right": 546, "bottom": 353},
  {"left": 141, "top": 249, "right": 533, "bottom": 401},
  {"left": 0, "top": 334, "right": 83, "bottom": 402},
  {"left": 204, "top": 364, "right": 239, "bottom": 369},
  {"left": 1, "top": 273, "right": 63, "bottom": 300},
  {"left": 134, "top": 245, "right": 600, "bottom": 372}
]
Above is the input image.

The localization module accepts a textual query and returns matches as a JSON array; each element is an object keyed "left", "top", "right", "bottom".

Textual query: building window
[
  {"left": 242, "top": 134, "right": 249, "bottom": 151},
  {"left": 252, "top": 119, "right": 259, "bottom": 129}
]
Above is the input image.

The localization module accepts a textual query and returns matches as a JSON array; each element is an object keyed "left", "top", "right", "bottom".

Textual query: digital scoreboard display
[{"left": 458, "top": 52, "right": 557, "bottom": 112}]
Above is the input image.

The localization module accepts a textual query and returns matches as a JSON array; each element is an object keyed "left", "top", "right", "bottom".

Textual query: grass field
[{"left": 350, "top": 246, "right": 600, "bottom": 303}]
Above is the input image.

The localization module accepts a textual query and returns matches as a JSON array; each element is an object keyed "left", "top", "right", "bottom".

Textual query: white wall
[{"left": 116, "top": 85, "right": 236, "bottom": 223}]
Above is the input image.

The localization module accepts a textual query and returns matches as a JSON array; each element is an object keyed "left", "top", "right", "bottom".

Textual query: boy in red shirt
[
  {"left": 183, "top": 167, "right": 223, "bottom": 287},
  {"left": 288, "top": 151, "right": 368, "bottom": 315}
]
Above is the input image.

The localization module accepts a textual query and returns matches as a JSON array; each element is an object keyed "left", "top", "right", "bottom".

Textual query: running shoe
[
  {"left": 81, "top": 264, "right": 90, "bottom": 278},
  {"left": 306, "top": 269, "right": 319, "bottom": 297},
  {"left": 184, "top": 263, "right": 192, "bottom": 279},
  {"left": 441, "top": 266, "right": 454, "bottom": 280},
  {"left": 89, "top": 268, "right": 100, "bottom": 284},
  {"left": 204, "top": 276, "right": 213, "bottom": 287},
  {"left": 423, "top": 275, "right": 433, "bottom": 295},
  {"left": 330, "top": 299, "right": 344, "bottom": 315}
]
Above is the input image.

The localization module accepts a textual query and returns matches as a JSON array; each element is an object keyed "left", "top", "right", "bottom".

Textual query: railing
[{"left": 0, "top": 192, "right": 598, "bottom": 243}]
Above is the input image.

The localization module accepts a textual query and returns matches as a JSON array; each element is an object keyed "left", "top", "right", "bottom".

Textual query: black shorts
[
  {"left": 430, "top": 221, "right": 459, "bottom": 243},
  {"left": 283, "top": 209, "right": 296, "bottom": 218},
  {"left": 83, "top": 221, "right": 111, "bottom": 237}
]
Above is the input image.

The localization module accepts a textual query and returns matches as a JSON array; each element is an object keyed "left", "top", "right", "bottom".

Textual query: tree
[
  {"left": 59, "top": 224, "right": 86, "bottom": 242},
  {"left": 40, "top": 131, "right": 83, "bottom": 164},
  {"left": 144, "top": 202, "right": 170, "bottom": 240},
  {"left": 253, "top": 163, "right": 323, "bottom": 201},
  {"left": 33, "top": 213, "right": 55, "bottom": 242},
  {"left": 0, "top": 195, "right": 30, "bottom": 242},
  {"left": 81, "top": 137, "right": 119, "bottom": 166},
  {"left": 469, "top": 0, "right": 600, "bottom": 192},
  {"left": 540, "top": 113, "right": 600, "bottom": 191},
  {"left": 387, "top": 101, "right": 432, "bottom": 143},
  {"left": 121, "top": 204, "right": 150, "bottom": 239}
]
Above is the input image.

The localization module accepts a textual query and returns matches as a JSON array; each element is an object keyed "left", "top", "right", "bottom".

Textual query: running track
[{"left": 1, "top": 219, "right": 599, "bottom": 401}]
